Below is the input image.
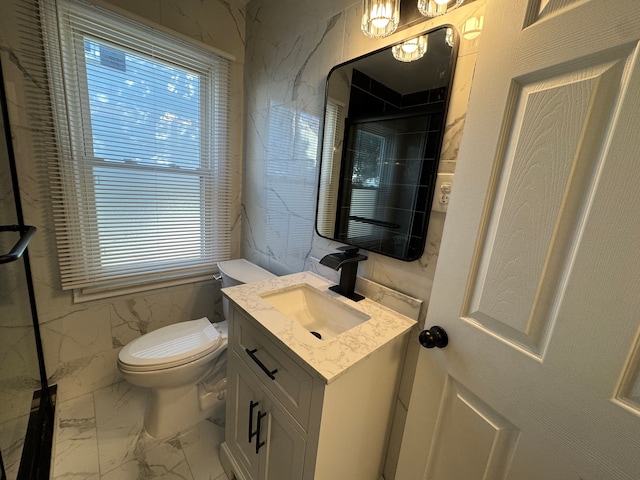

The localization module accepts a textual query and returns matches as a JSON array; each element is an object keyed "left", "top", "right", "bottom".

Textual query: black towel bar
[{"left": 0, "top": 224, "right": 36, "bottom": 264}]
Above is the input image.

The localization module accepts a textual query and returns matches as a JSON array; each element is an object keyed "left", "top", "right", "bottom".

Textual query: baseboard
[{"left": 220, "top": 441, "right": 248, "bottom": 480}]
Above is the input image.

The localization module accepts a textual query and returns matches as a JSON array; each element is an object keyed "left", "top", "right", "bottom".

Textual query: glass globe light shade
[
  {"left": 361, "top": 0, "right": 400, "bottom": 38},
  {"left": 392, "top": 35, "right": 428, "bottom": 62},
  {"left": 417, "top": 0, "right": 464, "bottom": 18}
]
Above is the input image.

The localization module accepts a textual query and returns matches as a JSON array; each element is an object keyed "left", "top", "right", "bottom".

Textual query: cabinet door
[
  {"left": 261, "top": 397, "right": 306, "bottom": 480},
  {"left": 228, "top": 356, "right": 262, "bottom": 480},
  {"left": 229, "top": 354, "right": 307, "bottom": 480}
]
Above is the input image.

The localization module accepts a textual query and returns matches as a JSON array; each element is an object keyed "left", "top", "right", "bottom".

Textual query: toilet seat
[{"left": 118, "top": 317, "right": 225, "bottom": 372}]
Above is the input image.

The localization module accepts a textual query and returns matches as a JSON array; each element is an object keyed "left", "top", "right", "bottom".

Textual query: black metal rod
[
  {"left": 1, "top": 447, "right": 6, "bottom": 480},
  {"left": 348, "top": 216, "right": 401, "bottom": 229},
  {"left": 0, "top": 225, "right": 37, "bottom": 264}
]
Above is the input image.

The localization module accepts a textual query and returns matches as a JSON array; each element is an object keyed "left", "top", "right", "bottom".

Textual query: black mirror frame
[{"left": 315, "top": 25, "right": 459, "bottom": 262}]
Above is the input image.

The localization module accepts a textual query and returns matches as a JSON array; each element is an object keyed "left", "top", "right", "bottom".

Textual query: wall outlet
[{"left": 432, "top": 173, "right": 454, "bottom": 213}]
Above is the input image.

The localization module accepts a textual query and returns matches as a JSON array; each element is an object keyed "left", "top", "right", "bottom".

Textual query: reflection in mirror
[{"left": 316, "top": 26, "right": 457, "bottom": 261}]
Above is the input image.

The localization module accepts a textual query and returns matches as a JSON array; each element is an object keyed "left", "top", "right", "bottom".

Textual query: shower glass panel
[
  {"left": 0, "top": 236, "right": 42, "bottom": 477},
  {"left": 0, "top": 60, "right": 54, "bottom": 479}
]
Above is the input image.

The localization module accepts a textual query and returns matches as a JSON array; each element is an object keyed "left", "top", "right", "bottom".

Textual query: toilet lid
[{"left": 118, "top": 317, "right": 224, "bottom": 370}]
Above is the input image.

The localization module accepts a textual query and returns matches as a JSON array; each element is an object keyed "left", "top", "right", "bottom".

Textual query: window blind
[
  {"left": 31, "top": 0, "right": 233, "bottom": 295},
  {"left": 317, "top": 99, "right": 344, "bottom": 236}
]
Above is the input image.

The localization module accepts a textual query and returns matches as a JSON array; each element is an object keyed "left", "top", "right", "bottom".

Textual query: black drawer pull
[
  {"left": 245, "top": 348, "right": 278, "bottom": 380},
  {"left": 248, "top": 400, "right": 259, "bottom": 443},
  {"left": 256, "top": 410, "right": 267, "bottom": 454}
]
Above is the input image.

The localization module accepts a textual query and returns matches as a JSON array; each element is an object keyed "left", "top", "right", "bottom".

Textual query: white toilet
[{"left": 117, "top": 259, "right": 275, "bottom": 439}]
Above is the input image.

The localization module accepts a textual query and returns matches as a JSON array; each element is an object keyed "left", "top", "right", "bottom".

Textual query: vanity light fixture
[
  {"left": 361, "top": 0, "right": 400, "bottom": 38},
  {"left": 392, "top": 35, "right": 428, "bottom": 62},
  {"left": 361, "top": 0, "right": 464, "bottom": 38},
  {"left": 417, "top": 0, "right": 464, "bottom": 18}
]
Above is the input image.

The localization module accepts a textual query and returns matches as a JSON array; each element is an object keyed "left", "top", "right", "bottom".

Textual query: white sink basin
[{"left": 259, "top": 284, "right": 370, "bottom": 340}]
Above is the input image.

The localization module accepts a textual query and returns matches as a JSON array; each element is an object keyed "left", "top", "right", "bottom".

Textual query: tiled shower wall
[{"left": 241, "top": 0, "right": 485, "bottom": 476}]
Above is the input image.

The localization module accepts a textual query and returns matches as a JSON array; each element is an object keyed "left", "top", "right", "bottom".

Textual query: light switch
[{"left": 432, "top": 173, "right": 454, "bottom": 213}]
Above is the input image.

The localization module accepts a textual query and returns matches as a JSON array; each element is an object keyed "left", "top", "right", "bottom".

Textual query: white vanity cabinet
[{"left": 222, "top": 300, "right": 411, "bottom": 480}]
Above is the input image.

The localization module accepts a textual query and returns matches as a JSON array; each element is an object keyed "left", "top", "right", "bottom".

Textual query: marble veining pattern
[
  {"left": 223, "top": 271, "right": 416, "bottom": 383},
  {"left": 291, "top": 13, "right": 341, "bottom": 102},
  {"left": 52, "top": 381, "right": 229, "bottom": 480}
]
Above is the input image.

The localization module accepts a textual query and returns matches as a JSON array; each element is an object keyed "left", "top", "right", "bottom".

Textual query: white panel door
[{"left": 396, "top": 0, "right": 640, "bottom": 478}]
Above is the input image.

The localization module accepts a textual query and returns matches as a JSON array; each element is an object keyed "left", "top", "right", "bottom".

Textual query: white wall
[
  {"left": 241, "top": 1, "right": 485, "bottom": 476},
  {"left": 0, "top": 0, "right": 246, "bottom": 403}
]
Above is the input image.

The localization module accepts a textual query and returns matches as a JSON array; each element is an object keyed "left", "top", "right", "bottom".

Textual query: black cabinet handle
[
  {"left": 248, "top": 400, "right": 259, "bottom": 443},
  {"left": 245, "top": 348, "right": 278, "bottom": 380},
  {"left": 255, "top": 410, "right": 267, "bottom": 454}
]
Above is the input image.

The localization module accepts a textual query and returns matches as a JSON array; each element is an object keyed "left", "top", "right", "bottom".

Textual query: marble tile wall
[
  {"left": 241, "top": 1, "right": 486, "bottom": 477},
  {"left": 0, "top": 0, "right": 246, "bottom": 406}
]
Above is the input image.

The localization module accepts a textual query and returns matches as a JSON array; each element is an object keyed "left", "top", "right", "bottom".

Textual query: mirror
[{"left": 316, "top": 26, "right": 457, "bottom": 261}]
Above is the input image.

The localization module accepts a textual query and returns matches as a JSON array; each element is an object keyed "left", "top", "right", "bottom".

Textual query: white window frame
[{"left": 42, "top": 0, "right": 233, "bottom": 301}]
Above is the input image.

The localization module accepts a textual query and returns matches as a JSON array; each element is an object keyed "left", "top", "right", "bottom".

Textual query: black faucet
[{"left": 319, "top": 246, "right": 367, "bottom": 302}]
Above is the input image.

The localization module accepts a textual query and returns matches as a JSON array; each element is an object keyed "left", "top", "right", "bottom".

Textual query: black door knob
[{"left": 419, "top": 326, "right": 448, "bottom": 349}]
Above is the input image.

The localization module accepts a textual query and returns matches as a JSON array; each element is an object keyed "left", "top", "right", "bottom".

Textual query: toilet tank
[{"left": 217, "top": 259, "right": 276, "bottom": 319}]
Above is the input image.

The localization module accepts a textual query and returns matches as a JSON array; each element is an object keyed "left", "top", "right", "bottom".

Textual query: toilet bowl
[{"left": 117, "top": 259, "right": 275, "bottom": 439}]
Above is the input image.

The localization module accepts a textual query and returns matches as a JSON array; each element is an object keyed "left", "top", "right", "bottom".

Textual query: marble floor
[
  {"left": 0, "top": 399, "right": 31, "bottom": 479},
  {"left": 52, "top": 381, "right": 230, "bottom": 479}
]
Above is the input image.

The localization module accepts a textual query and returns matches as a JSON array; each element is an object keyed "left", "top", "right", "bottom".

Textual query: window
[
  {"left": 317, "top": 99, "right": 344, "bottom": 235},
  {"left": 347, "top": 126, "right": 389, "bottom": 239},
  {"left": 42, "top": 0, "right": 232, "bottom": 299}
]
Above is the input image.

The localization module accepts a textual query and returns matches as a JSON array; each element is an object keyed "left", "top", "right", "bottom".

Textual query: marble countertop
[{"left": 222, "top": 271, "right": 417, "bottom": 383}]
